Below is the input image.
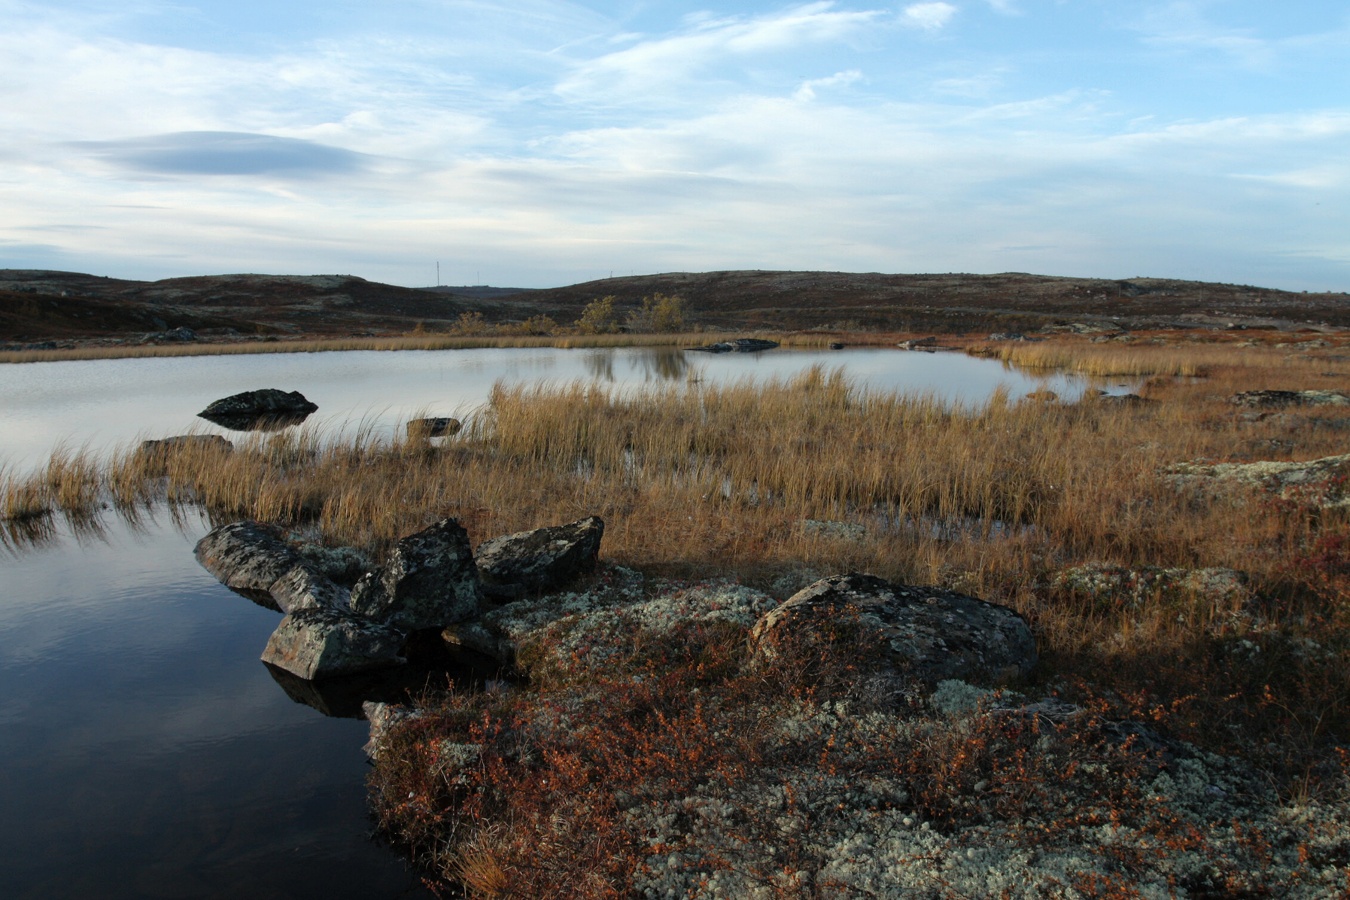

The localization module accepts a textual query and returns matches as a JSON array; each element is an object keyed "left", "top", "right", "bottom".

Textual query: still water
[
  {"left": 0, "top": 346, "right": 1110, "bottom": 897},
  {"left": 0, "top": 345, "right": 1098, "bottom": 473}
]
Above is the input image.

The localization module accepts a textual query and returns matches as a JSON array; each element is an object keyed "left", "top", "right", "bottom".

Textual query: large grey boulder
[
  {"left": 195, "top": 521, "right": 303, "bottom": 605},
  {"left": 262, "top": 608, "right": 406, "bottom": 680},
  {"left": 195, "top": 520, "right": 348, "bottom": 613},
  {"left": 474, "top": 516, "right": 604, "bottom": 596},
  {"left": 750, "top": 573, "right": 1036, "bottom": 686},
  {"left": 350, "top": 518, "right": 482, "bottom": 630}
]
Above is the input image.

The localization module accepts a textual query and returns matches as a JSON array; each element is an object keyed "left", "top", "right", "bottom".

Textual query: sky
[{"left": 1, "top": 1, "right": 1347, "bottom": 291}]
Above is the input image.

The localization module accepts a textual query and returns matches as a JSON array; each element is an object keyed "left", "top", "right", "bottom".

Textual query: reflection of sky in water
[
  {"left": 0, "top": 346, "right": 1099, "bottom": 473},
  {"left": 0, "top": 513, "right": 431, "bottom": 898}
]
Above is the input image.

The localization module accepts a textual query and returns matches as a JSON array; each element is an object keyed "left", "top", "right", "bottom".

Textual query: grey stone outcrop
[
  {"left": 474, "top": 516, "right": 604, "bottom": 596},
  {"left": 350, "top": 518, "right": 482, "bottom": 630},
  {"left": 268, "top": 563, "right": 352, "bottom": 613},
  {"left": 750, "top": 573, "right": 1037, "bottom": 685},
  {"left": 195, "top": 521, "right": 305, "bottom": 604},
  {"left": 1230, "top": 390, "right": 1350, "bottom": 408},
  {"left": 262, "top": 608, "right": 406, "bottom": 680}
]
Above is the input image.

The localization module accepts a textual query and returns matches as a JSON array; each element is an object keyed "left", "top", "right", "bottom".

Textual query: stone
[
  {"left": 687, "top": 338, "right": 779, "bottom": 353},
  {"left": 897, "top": 336, "right": 938, "bottom": 350},
  {"left": 136, "top": 434, "right": 233, "bottom": 458},
  {"left": 1167, "top": 453, "right": 1350, "bottom": 509},
  {"left": 262, "top": 607, "right": 406, "bottom": 680},
  {"left": 407, "top": 416, "right": 462, "bottom": 438},
  {"left": 474, "top": 516, "right": 604, "bottom": 595},
  {"left": 1230, "top": 390, "right": 1350, "bottom": 408},
  {"left": 197, "top": 388, "right": 318, "bottom": 430},
  {"left": 750, "top": 573, "right": 1037, "bottom": 686},
  {"left": 194, "top": 520, "right": 304, "bottom": 606},
  {"left": 350, "top": 518, "right": 482, "bottom": 630},
  {"left": 268, "top": 563, "right": 351, "bottom": 613},
  {"left": 1051, "top": 565, "right": 1250, "bottom": 612}
]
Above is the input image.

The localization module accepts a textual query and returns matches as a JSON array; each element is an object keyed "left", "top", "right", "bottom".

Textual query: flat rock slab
[
  {"left": 475, "top": 516, "right": 604, "bottom": 594},
  {"left": 351, "top": 518, "right": 482, "bottom": 630},
  {"left": 688, "top": 338, "right": 779, "bottom": 353},
  {"left": 1167, "top": 453, "right": 1350, "bottom": 509},
  {"left": 751, "top": 573, "right": 1037, "bottom": 686},
  {"left": 137, "top": 434, "right": 234, "bottom": 457},
  {"left": 1230, "top": 390, "right": 1350, "bottom": 408},
  {"left": 262, "top": 608, "right": 406, "bottom": 680}
]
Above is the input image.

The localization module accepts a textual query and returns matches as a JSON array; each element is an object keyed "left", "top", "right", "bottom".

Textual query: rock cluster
[{"left": 195, "top": 515, "right": 607, "bottom": 681}]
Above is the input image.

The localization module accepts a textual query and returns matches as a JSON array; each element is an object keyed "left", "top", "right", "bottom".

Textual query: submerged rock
[
  {"left": 688, "top": 338, "right": 779, "bottom": 353},
  {"left": 750, "top": 573, "right": 1037, "bottom": 686},
  {"left": 474, "top": 516, "right": 604, "bottom": 596},
  {"left": 262, "top": 607, "right": 406, "bottom": 680},
  {"left": 350, "top": 518, "right": 482, "bottom": 630}
]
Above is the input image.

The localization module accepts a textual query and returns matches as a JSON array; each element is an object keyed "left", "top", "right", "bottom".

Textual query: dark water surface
[{"left": 0, "top": 512, "right": 435, "bottom": 899}]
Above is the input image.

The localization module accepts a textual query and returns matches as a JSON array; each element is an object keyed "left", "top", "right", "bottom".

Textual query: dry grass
[{"left": 973, "top": 336, "right": 1336, "bottom": 378}]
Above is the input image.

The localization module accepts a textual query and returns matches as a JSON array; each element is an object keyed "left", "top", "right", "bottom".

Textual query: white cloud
[
  {"left": 555, "top": 3, "right": 883, "bottom": 100},
  {"left": 901, "top": 2, "right": 957, "bottom": 31},
  {"left": 794, "top": 69, "right": 864, "bottom": 101}
]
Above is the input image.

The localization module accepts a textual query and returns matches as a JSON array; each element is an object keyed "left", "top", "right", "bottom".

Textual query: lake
[
  {"left": 0, "top": 345, "right": 1108, "bottom": 474},
  {"left": 0, "top": 345, "right": 1117, "bottom": 897}
]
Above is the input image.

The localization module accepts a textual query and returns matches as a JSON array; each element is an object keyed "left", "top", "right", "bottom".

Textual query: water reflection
[{"left": 197, "top": 410, "right": 315, "bottom": 432}]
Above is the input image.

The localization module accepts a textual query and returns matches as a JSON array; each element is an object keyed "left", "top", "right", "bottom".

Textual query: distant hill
[{"left": 1, "top": 268, "right": 1346, "bottom": 343}]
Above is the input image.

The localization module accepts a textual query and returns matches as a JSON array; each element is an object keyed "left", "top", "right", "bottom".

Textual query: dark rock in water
[
  {"left": 407, "top": 417, "right": 462, "bottom": 438},
  {"left": 262, "top": 607, "right": 406, "bottom": 680},
  {"left": 198, "top": 389, "right": 318, "bottom": 430},
  {"left": 195, "top": 521, "right": 303, "bottom": 608},
  {"left": 897, "top": 336, "right": 939, "bottom": 351},
  {"left": 136, "top": 434, "right": 233, "bottom": 460},
  {"left": 350, "top": 518, "right": 482, "bottom": 630},
  {"left": 194, "top": 520, "right": 349, "bottom": 613},
  {"left": 475, "top": 516, "right": 604, "bottom": 595},
  {"left": 750, "top": 573, "right": 1037, "bottom": 686},
  {"left": 1230, "top": 390, "right": 1350, "bottom": 408},
  {"left": 829, "top": 342, "right": 846, "bottom": 350},
  {"left": 688, "top": 338, "right": 780, "bottom": 353},
  {"left": 1093, "top": 393, "right": 1153, "bottom": 406}
]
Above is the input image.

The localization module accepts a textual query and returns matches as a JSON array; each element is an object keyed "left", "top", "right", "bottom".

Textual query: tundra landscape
[{"left": 4, "top": 268, "right": 1350, "bottom": 896}]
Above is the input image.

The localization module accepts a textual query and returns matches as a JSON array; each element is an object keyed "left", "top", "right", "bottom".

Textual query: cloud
[
  {"left": 901, "top": 2, "right": 957, "bottom": 31},
  {"left": 794, "top": 69, "right": 864, "bottom": 101},
  {"left": 74, "top": 132, "right": 371, "bottom": 178},
  {"left": 556, "top": 3, "right": 883, "bottom": 100}
]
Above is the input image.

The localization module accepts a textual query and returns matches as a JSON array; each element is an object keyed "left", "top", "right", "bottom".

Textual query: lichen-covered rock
[
  {"left": 1230, "top": 390, "right": 1350, "bottom": 408},
  {"left": 194, "top": 520, "right": 303, "bottom": 606},
  {"left": 197, "top": 388, "right": 318, "bottom": 430},
  {"left": 474, "top": 516, "right": 604, "bottom": 594},
  {"left": 362, "top": 701, "right": 425, "bottom": 759},
  {"left": 262, "top": 608, "right": 406, "bottom": 680},
  {"left": 350, "top": 518, "right": 482, "bottom": 630},
  {"left": 1052, "top": 564, "right": 1250, "bottom": 612},
  {"left": 1167, "top": 453, "right": 1350, "bottom": 509},
  {"left": 136, "top": 434, "right": 233, "bottom": 458},
  {"left": 750, "top": 573, "right": 1037, "bottom": 686},
  {"left": 268, "top": 563, "right": 351, "bottom": 613}
]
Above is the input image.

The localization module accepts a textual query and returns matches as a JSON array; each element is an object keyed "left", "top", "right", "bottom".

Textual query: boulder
[
  {"left": 195, "top": 521, "right": 304, "bottom": 606},
  {"left": 407, "top": 417, "right": 462, "bottom": 439},
  {"left": 688, "top": 338, "right": 779, "bottom": 353},
  {"left": 137, "top": 434, "right": 233, "bottom": 458},
  {"left": 350, "top": 518, "right": 482, "bottom": 630},
  {"left": 897, "top": 336, "right": 938, "bottom": 350},
  {"left": 268, "top": 563, "right": 351, "bottom": 613},
  {"left": 197, "top": 389, "right": 318, "bottom": 430},
  {"left": 1230, "top": 390, "right": 1350, "bottom": 408},
  {"left": 262, "top": 608, "right": 406, "bottom": 680},
  {"left": 474, "top": 516, "right": 604, "bottom": 595},
  {"left": 195, "top": 520, "right": 350, "bottom": 612},
  {"left": 750, "top": 573, "right": 1036, "bottom": 686}
]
